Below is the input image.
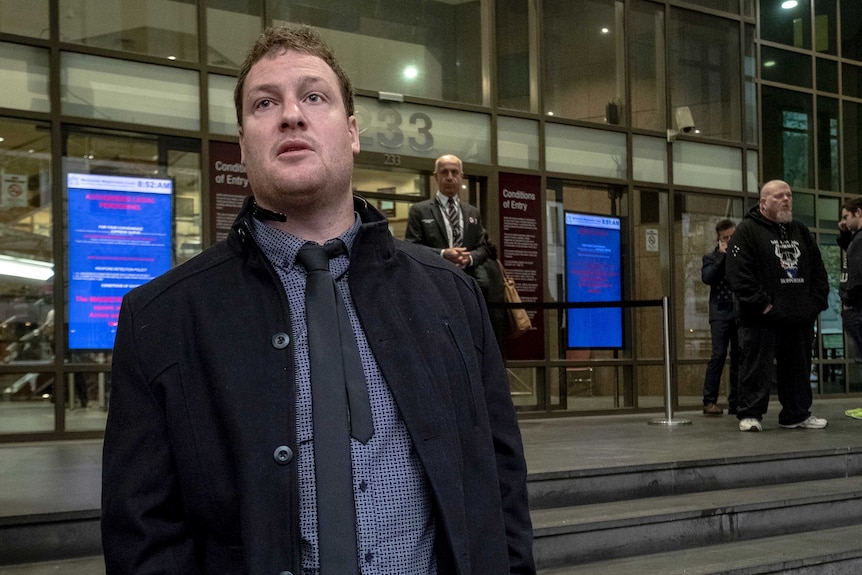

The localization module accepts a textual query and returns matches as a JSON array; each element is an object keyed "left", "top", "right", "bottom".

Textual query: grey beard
[{"left": 776, "top": 210, "right": 793, "bottom": 223}]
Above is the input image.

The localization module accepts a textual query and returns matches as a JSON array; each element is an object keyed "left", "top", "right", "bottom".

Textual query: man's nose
[{"left": 280, "top": 100, "right": 305, "bottom": 128}]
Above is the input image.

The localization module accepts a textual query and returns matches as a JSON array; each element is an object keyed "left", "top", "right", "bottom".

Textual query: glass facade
[{"left": 2, "top": 0, "right": 862, "bottom": 440}]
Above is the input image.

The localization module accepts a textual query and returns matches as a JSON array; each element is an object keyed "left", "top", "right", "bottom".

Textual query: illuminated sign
[
  {"left": 565, "top": 212, "right": 623, "bottom": 349},
  {"left": 67, "top": 173, "right": 173, "bottom": 350}
]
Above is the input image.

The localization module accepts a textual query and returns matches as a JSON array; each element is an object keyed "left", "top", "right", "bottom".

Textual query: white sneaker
[
  {"left": 780, "top": 415, "right": 828, "bottom": 429},
  {"left": 739, "top": 418, "right": 762, "bottom": 432}
]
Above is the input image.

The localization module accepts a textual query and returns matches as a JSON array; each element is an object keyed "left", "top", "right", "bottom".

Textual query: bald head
[
  {"left": 759, "top": 180, "right": 793, "bottom": 223},
  {"left": 434, "top": 154, "right": 464, "bottom": 199}
]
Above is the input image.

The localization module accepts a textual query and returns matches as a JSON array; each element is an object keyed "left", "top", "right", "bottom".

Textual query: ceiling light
[
  {"left": 764, "top": 60, "right": 776, "bottom": 67},
  {"left": 601, "top": 27, "right": 610, "bottom": 34},
  {"left": 0, "top": 137, "right": 5, "bottom": 143},
  {"left": 781, "top": 0, "right": 798, "bottom": 9},
  {"left": 403, "top": 65, "right": 418, "bottom": 80},
  {"left": 0, "top": 255, "right": 54, "bottom": 281}
]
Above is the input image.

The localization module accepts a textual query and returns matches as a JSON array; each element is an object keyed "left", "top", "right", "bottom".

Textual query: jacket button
[
  {"left": 272, "top": 333, "right": 290, "bottom": 349},
  {"left": 273, "top": 445, "right": 293, "bottom": 465}
]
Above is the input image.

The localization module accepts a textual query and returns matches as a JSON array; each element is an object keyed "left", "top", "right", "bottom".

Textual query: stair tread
[
  {"left": 532, "top": 475, "right": 862, "bottom": 532},
  {"left": 0, "top": 556, "right": 105, "bottom": 575},
  {"left": 537, "top": 523, "right": 862, "bottom": 574}
]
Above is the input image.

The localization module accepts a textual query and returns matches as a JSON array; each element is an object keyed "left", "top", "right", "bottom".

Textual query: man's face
[
  {"left": 718, "top": 226, "right": 735, "bottom": 245},
  {"left": 760, "top": 183, "right": 793, "bottom": 223},
  {"left": 842, "top": 208, "right": 862, "bottom": 233},
  {"left": 434, "top": 157, "right": 464, "bottom": 199},
  {"left": 238, "top": 49, "right": 359, "bottom": 212}
]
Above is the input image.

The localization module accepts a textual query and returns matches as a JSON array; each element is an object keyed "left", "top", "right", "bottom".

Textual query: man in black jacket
[
  {"left": 839, "top": 197, "right": 862, "bottom": 360},
  {"left": 701, "top": 219, "right": 738, "bottom": 416},
  {"left": 101, "top": 24, "right": 535, "bottom": 575},
  {"left": 726, "top": 180, "right": 829, "bottom": 432}
]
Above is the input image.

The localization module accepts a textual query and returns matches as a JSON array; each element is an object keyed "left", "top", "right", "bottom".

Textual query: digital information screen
[
  {"left": 565, "top": 212, "right": 623, "bottom": 349},
  {"left": 67, "top": 173, "right": 173, "bottom": 350}
]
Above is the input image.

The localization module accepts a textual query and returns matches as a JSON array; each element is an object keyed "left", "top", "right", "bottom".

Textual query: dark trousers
[
  {"left": 736, "top": 323, "right": 814, "bottom": 426},
  {"left": 702, "top": 317, "right": 738, "bottom": 409},
  {"left": 843, "top": 307, "right": 862, "bottom": 362}
]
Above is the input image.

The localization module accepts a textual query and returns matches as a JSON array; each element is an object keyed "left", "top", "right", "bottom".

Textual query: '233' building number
[{"left": 356, "top": 105, "right": 434, "bottom": 166}]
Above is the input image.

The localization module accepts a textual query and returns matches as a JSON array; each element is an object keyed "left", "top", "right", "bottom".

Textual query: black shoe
[{"left": 703, "top": 403, "right": 723, "bottom": 416}]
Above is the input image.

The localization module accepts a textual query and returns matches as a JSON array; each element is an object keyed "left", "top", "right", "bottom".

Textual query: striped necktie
[{"left": 447, "top": 198, "right": 463, "bottom": 247}]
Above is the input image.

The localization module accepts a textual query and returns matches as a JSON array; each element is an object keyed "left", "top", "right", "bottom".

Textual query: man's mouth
[{"left": 277, "top": 142, "right": 311, "bottom": 155}]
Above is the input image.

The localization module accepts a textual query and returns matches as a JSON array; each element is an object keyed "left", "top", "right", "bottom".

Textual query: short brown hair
[
  {"left": 233, "top": 24, "right": 354, "bottom": 127},
  {"left": 842, "top": 197, "right": 862, "bottom": 215},
  {"left": 715, "top": 219, "right": 735, "bottom": 236}
]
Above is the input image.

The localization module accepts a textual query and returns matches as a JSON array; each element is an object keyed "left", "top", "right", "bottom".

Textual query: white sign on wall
[
  {"left": 2, "top": 173, "right": 29, "bottom": 209},
  {"left": 645, "top": 228, "right": 659, "bottom": 252}
]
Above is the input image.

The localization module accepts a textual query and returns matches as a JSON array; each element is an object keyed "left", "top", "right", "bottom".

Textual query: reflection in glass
[
  {"left": 0, "top": 118, "right": 53, "bottom": 369},
  {"left": 817, "top": 96, "right": 839, "bottom": 191},
  {"left": 761, "top": 86, "right": 813, "bottom": 189},
  {"left": 0, "top": 0, "right": 49, "bottom": 38},
  {"left": 844, "top": 101, "right": 862, "bottom": 194},
  {"left": 793, "top": 191, "right": 815, "bottom": 227},
  {"left": 840, "top": 0, "right": 862, "bottom": 62},
  {"left": 759, "top": 0, "right": 811, "bottom": 49},
  {"left": 269, "top": 0, "right": 482, "bottom": 105},
  {"left": 744, "top": 24, "right": 757, "bottom": 144},
  {"left": 843, "top": 63, "right": 862, "bottom": 99},
  {"left": 668, "top": 8, "right": 741, "bottom": 141},
  {"left": 206, "top": 0, "right": 262, "bottom": 68},
  {"left": 496, "top": 0, "right": 532, "bottom": 111},
  {"left": 814, "top": 0, "right": 836, "bottom": 55},
  {"left": 819, "top": 231, "right": 844, "bottom": 393},
  {"left": 0, "top": 118, "right": 54, "bottom": 434},
  {"left": 0, "top": 42, "right": 50, "bottom": 113},
  {"left": 352, "top": 166, "right": 425, "bottom": 240},
  {"left": 64, "top": 362, "right": 111, "bottom": 432},
  {"left": 59, "top": 0, "right": 199, "bottom": 62},
  {"left": 682, "top": 0, "right": 739, "bottom": 14},
  {"left": 543, "top": 0, "right": 626, "bottom": 125},
  {"left": 61, "top": 53, "right": 200, "bottom": 131},
  {"left": 546, "top": 181, "right": 630, "bottom": 409},
  {"left": 629, "top": 0, "right": 666, "bottom": 131},
  {"left": 673, "top": 194, "right": 744, "bottom": 368},
  {"left": 761, "top": 46, "right": 812, "bottom": 88},
  {"left": 817, "top": 58, "right": 838, "bottom": 93}
]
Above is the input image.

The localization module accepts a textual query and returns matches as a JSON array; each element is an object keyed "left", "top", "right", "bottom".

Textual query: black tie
[
  {"left": 447, "top": 198, "right": 463, "bottom": 247},
  {"left": 296, "top": 241, "right": 373, "bottom": 575}
]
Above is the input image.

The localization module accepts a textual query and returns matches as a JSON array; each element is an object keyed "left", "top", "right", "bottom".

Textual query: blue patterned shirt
[{"left": 252, "top": 216, "right": 436, "bottom": 575}]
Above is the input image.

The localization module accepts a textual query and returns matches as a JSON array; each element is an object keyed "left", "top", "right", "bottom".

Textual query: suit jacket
[
  {"left": 404, "top": 197, "right": 491, "bottom": 278},
  {"left": 101, "top": 196, "right": 535, "bottom": 575}
]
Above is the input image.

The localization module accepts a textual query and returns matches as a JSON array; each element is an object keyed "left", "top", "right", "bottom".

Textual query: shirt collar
[
  {"left": 436, "top": 191, "right": 459, "bottom": 208},
  {"left": 252, "top": 214, "right": 361, "bottom": 277}
]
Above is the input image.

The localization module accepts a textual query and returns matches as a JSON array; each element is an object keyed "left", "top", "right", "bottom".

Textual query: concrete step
[
  {"left": 0, "top": 510, "right": 101, "bottom": 566},
  {"left": 537, "top": 523, "right": 862, "bottom": 574},
  {"left": 0, "top": 556, "right": 105, "bottom": 575},
  {"left": 532, "top": 475, "right": 862, "bottom": 570},
  {"left": 528, "top": 446, "right": 862, "bottom": 510}
]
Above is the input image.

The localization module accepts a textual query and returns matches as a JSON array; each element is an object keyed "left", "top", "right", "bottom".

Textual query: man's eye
[
  {"left": 256, "top": 99, "right": 272, "bottom": 109},
  {"left": 307, "top": 93, "right": 323, "bottom": 103}
]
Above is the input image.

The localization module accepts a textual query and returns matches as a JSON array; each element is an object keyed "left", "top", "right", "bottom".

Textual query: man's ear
[{"left": 238, "top": 126, "right": 246, "bottom": 164}]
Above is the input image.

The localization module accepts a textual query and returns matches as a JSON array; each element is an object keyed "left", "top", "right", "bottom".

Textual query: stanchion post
[{"left": 649, "top": 296, "right": 691, "bottom": 426}]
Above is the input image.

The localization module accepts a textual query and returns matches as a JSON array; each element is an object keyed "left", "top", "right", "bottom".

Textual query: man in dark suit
[
  {"left": 101, "top": 24, "right": 534, "bottom": 575},
  {"left": 404, "top": 154, "right": 492, "bottom": 281}
]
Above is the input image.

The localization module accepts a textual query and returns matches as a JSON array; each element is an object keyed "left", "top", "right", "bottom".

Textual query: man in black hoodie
[{"left": 726, "top": 180, "right": 829, "bottom": 432}]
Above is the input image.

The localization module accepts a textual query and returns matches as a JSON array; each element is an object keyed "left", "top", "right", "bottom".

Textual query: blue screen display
[
  {"left": 67, "top": 173, "right": 173, "bottom": 350},
  {"left": 565, "top": 212, "right": 622, "bottom": 348}
]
